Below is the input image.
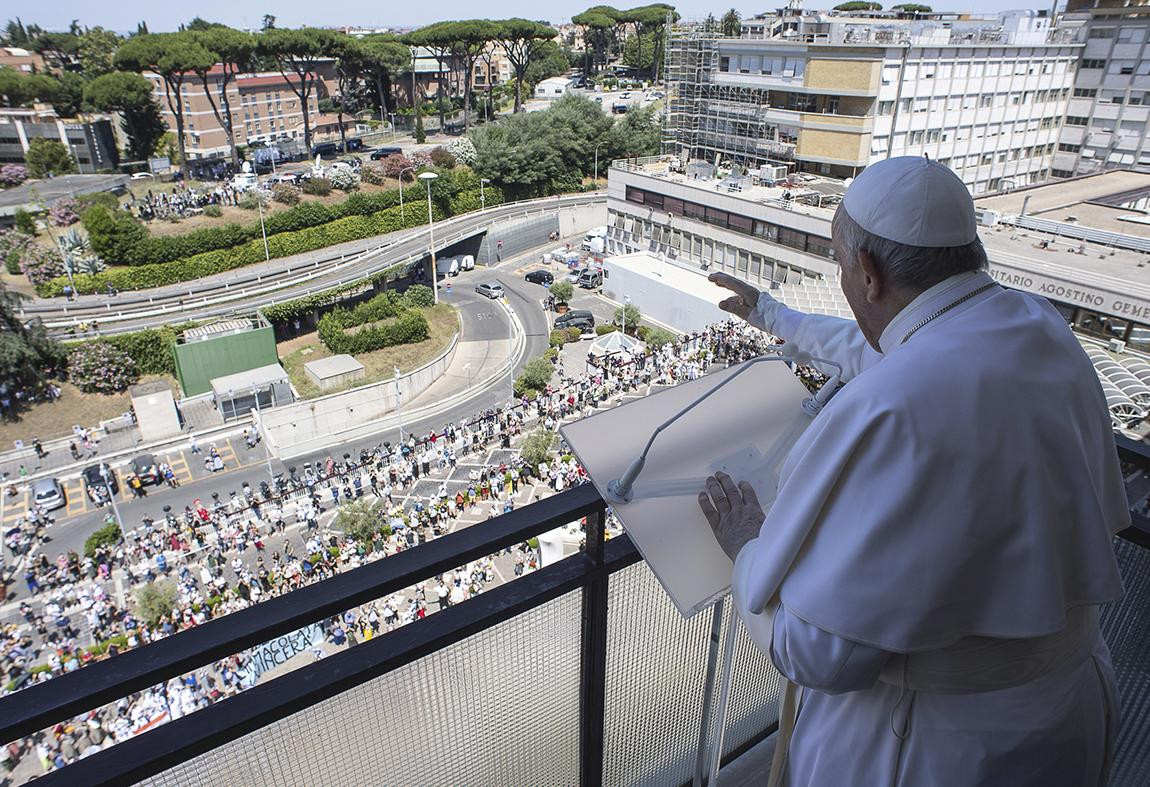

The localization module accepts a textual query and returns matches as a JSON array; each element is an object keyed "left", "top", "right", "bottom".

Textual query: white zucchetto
[{"left": 842, "top": 156, "right": 978, "bottom": 248}]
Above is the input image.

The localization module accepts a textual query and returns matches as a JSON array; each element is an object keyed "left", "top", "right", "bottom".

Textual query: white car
[{"left": 131, "top": 172, "right": 155, "bottom": 180}]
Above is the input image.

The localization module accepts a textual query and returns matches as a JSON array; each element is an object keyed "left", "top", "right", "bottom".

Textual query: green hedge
[
  {"left": 39, "top": 202, "right": 444, "bottom": 297},
  {"left": 317, "top": 292, "right": 430, "bottom": 354},
  {"left": 66, "top": 322, "right": 194, "bottom": 376},
  {"left": 261, "top": 263, "right": 410, "bottom": 323}
]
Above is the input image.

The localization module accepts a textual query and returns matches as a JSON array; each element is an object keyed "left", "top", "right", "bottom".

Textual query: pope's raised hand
[
  {"left": 709, "top": 272, "right": 761, "bottom": 321},
  {"left": 698, "top": 471, "right": 764, "bottom": 561}
]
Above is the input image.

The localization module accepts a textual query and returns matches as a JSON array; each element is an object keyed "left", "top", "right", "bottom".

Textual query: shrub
[
  {"left": 328, "top": 168, "right": 360, "bottom": 192},
  {"left": 520, "top": 429, "right": 557, "bottom": 468},
  {"left": 70, "top": 323, "right": 191, "bottom": 376},
  {"left": 640, "top": 325, "right": 676, "bottom": 349},
  {"left": 302, "top": 177, "right": 333, "bottom": 196},
  {"left": 261, "top": 262, "right": 410, "bottom": 323},
  {"left": 614, "top": 303, "right": 641, "bottom": 333},
  {"left": 202, "top": 203, "right": 223, "bottom": 218},
  {"left": 81, "top": 205, "right": 147, "bottom": 263},
  {"left": 20, "top": 244, "right": 65, "bottom": 286},
  {"left": 316, "top": 291, "right": 431, "bottom": 354},
  {"left": 0, "top": 163, "right": 28, "bottom": 188},
  {"left": 68, "top": 342, "right": 139, "bottom": 393},
  {"left": 445, "top": 137, "right": 476, "bottom": 166},
  {"left": 334, "top": 499, "right": 390, "bottom": 543},
  {"left": 135, "top": 581, "right": 178, "bottom": 627},
  {"left": 83, "top": 522, "right": 122, "bottom": 558},
  {"left": 0, "top": 230, "right": 33, "bottom": 275},
  {"left": 379, "top": 154, "right": 414, "bottom": 181},
  {"left": 566, "top": 326, "right": 583, "bottom": 342},
  {"left": 48, "top": 197, "right": 80, "bottom": 227},
  {"left": 399, "top": 284, "right": 435, "bottom": 309},
  {"left": 39, "top": 202, "right": 441, "bottom": 296},
  {"left": 237, "top": 192, "right": 262, "bottom": 211},
  {"left": 360, "top": 163, "right": 387, "bottom": 185},
  {"left": 410, "top": 150, "right": 432, "bottom": 170},
  {"left": 595, "top": 324, "right": 618, "bottom": 336},
  {"left": 521, "top": 356, "right": 554, "bottom": 391},
  {"left": 14, "top": 209, "right": 37, "bottom": 235},
  {"left": 271, "top": 183, "right": 301, "bottom": 205},
  {"left": 549, "top": 329, "right": 568, "bottom": 348},
  {"left": 429, "top": 146, "right": 456, "bottom": 169},
  {"left": 549, "top": 280, "right": 573, "bottom": 304}
]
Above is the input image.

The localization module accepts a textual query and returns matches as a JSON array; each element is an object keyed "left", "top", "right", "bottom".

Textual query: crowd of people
[
  {"left": 0, "top": 318, "right": 789, "bottom": 779},
  {"left": 128, "top": 183, "right": 250, "bottom": 223}
]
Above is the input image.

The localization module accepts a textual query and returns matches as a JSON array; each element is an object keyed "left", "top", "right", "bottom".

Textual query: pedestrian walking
[
  {"left": 32, "top": 437, "right": 45, "bottom": 459},
  {"left": 189, "top": 436, "right": 200, "bottom": 455}
]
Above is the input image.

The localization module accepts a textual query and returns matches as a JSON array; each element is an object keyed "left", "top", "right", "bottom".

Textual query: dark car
[
  {"left": 345, "top": 137, "right": 363, "bottom": 151},
  {"left": 311, "top": 142, "right": 339, "bottom": 158},
  {"left": 555, "top": 309, "right": 595, "bottom": 332},
  {"left": 525, "top": 270, "right": 554, "bottom": 286},
  {"left": 82, "top": 463, "right": 118, "bottom": 502},
  {"left": 131, "top": 453, "right": 161, "bottom": 485},
  {"left": 370, "top": 146, "right": 403, "bottom": 160}
]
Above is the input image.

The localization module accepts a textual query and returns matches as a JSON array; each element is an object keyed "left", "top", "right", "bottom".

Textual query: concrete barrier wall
[
  {"left": 476, "top": 200, "right": 607, "bottom": 266},
  {"left": 259, "top": 333, "right": 459, "bottom": 459}
]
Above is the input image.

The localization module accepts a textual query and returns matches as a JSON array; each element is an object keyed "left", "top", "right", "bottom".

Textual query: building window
[
  {"left": 806, "top": 236, "right": 834, "bottom": 260},
  {"left": 625, "top": 186, "right": 645, "bottom": 204},
  {"left": 1089, "top": 28, "right": 1116, "bottom": 39},
  {"left": 1051, "top": 169, "right": 1074, "bottom": 178},
  {"left": 1065, "top": 116, "right": 1089, "bottom": 126},
  {"left": 1073, "top": 88, "right": 1097, "bottom": 98},
  {"left": 727, "top": 214, "right": 753, "bottom": 235},
  {"left": 978, "top": 94, "right": 993, "bottom": 108},
  {"left": 777, "top": 227, "right": 805, "bottom": 251},
  {"left": 877, "top": 100, "right": 894, "bottom": 115},
  {"left": 1059, "top": 143, "right": 1081, "bottom": 153},
  {"left": 1081, "top": 59, "right": 1106, "bottom": 69},
  {"left": 1118, "top": 28, "right": 1146, "bottom": 44},
  {"left": 705, "top": 207, "right": 728, "bottom": 228}
]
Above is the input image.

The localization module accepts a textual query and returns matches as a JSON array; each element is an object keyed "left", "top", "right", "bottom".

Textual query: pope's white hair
[{"left": 832, "top": 206, "right": 987, "bottom": 292}]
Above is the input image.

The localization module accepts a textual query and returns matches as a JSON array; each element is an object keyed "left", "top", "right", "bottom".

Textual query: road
[
  {"left": 24, "top": 193, "right": 605, "bottom": 337},
  {"left": 7, "top": 250, "right": 569, "bottom": 564}
]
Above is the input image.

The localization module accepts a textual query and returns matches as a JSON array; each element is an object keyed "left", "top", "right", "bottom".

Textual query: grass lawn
[
  {"left": 280, "top": 304, "right": 460, "bottom": 399},
  {"left": 0, "top": 374, "right": 180, "bottom": 449}
]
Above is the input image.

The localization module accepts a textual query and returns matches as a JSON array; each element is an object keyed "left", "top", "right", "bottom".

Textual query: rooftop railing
[{"left": 3, "top": 439, "right": 1150, "bottom": 785}]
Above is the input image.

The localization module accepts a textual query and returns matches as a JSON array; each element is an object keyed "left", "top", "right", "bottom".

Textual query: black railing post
[{"left": 579, "top": 504, "right": 610, "bottom": 787}]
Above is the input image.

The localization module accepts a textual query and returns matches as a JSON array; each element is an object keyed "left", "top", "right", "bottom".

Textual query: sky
[{"left": 14, "top": 1, "right": 1063, "bottom": 35}]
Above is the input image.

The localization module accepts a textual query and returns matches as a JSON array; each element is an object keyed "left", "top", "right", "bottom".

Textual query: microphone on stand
[{"left": 605, "top": 348, "right": 844, "bottom": 506}]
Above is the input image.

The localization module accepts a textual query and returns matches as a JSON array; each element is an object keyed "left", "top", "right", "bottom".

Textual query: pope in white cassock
[{"left": 699, "top": 157, "right": 1127, "bottom": 787}]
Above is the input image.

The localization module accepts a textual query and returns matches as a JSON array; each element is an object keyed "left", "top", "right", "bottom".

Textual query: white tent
[{"left": 587, "top": 330, "right": 643, "bottom": 358}]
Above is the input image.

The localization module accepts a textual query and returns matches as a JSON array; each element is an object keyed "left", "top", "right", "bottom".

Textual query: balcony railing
[{"left": 4, "top": 440, "right": 1150, "bottom": 785}]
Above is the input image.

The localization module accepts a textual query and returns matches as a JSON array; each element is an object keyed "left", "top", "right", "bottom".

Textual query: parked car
[
  {"left": 131, "top": 453, "right": 161, "bottom": 485},
  {"left": 311, "top": 142, "right": 339, "bottom": 157},
  {"left": 476, "top": 282, "right": 505, "bottom": 299},
  {"left": 577, "top": 269, "right": 604, "bottom": 289},
  {"left": 370, "top": 146, "right": 403, "bottom": 160},
  {"left": 566, "top": 267, "right": 588, "bottom": 284},
  {"left": 339, "top": 157, "right": 362, "bottom": 170},
  {"left": 30, "top": 478, "right": 65, "bottom": 512},
  {"left": 130, "top": 172, "right": 155, "bottom": 180},
  {"left": 345, "top": 137, "right": 364, "bottom": 151},
  {"left": 619, "top": 91, "right": 632, "bottom": 100},
  {"left": 82, "top": 463, "right": 118, "bottom": 502},
  {"left": 436, "top": 257, "right": 460, "bottom": 278},
  {"left": 525, "top": 270, "right": 554, "bottom": 286},
  {"left": 555, "top": 309, "right": 595, "bottom": 332}
]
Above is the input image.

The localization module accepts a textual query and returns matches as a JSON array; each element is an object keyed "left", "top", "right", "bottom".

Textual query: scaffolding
[{"left": 663, "top": 24, "right": 798, "bottom": 172}]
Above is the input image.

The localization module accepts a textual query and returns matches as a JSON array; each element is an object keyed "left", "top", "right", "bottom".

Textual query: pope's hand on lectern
[
  {"left": 709, "top": 272, "right": 763, "bottom": 321},
  {"left": 698, "top": 471, "right": 764, "bottom": 561}
]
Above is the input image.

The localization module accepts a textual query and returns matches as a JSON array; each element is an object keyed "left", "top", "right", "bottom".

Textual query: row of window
[
  {"left": 876, "top": 89, "right": 1070, "bottom": 117},
  {"left": 623, "top": 186, "right": 835, "bottom": 261},
  {"left": 873, "top": 140, "right": 1056, "bottom": 169},
  {"left": 1088, "top": 26, "right": 1148, "bottom": 44},
  {"left": 897, "top": 59, "right": 1065, "bottom": 81},
  {"left": 1080, "top": 59, "right": 1150, "bottom": 75}
]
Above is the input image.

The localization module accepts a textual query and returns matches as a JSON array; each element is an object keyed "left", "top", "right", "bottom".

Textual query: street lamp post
[
  {"left": 480, "top": 177, "right": 490, "bottom": 211},
  {"left": 623, "top": 294, "right": 630, "bottom": 337},
  {"left": 594, "top": 140, "right": 608, "bottom": 185},
  {"left": 420, "top": 171, "right": 440, "bottom": 305},
  {"left": 398, "top": 166, "right": 416, "bottom": 221},
  {"left": 394, "top": 365, "right": 404, "bottom": 443},
  {"left": 256, "top": 193, "right": 270, "bottom": 261},
  {"left": 101, "top": 465, "right": 127, "bottom": 540}
]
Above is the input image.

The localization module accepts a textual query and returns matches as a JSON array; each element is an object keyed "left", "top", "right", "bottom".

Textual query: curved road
[{"left": 24, "top": 193, "right": 605, "bottom": 337}]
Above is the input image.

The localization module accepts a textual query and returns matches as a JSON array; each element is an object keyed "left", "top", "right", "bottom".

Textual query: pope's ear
[{"left": 855, "top": 249, "right": 884, "bottom": 303}]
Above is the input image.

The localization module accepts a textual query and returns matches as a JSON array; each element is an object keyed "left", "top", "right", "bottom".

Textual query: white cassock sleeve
[
  {"left": 733, "top": 539, "right": 892, "bottom": 695},
  {"left": 746, "top": 291, "right": 880, "bottom": 382}
]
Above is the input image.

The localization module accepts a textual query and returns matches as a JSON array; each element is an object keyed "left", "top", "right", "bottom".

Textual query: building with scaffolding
[{"left": 663, "top": 7, "right": 1081, "bottom": 195}]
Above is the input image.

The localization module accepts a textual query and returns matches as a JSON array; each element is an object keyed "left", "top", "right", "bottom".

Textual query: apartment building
[
  {"left": 0, "top": 46, "right": 45, "bottom": 74},
  {"left": 0, "top": 106, "right": 119, "bottom": 173},
  {"left": 666, "top": 9, "right": 1080, "bottom": 195},
  {"left": 144, "top": 63, "right": 343, "bottom": 162},
  {"left": 1053, "top": 1, "right": 1150, "bottom": 176}
]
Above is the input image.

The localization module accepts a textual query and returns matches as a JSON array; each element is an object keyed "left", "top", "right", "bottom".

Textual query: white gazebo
[{"left": 586, "top": 330, "right": 644, "bottom": 372}]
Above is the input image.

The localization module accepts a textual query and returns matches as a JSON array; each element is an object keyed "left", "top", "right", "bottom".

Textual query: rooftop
[{"left": 976, "top": 171, "right": 1150, "bottom": 240}]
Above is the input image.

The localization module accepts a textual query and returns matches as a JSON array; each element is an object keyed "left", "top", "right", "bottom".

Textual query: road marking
[
  {"left": 168, "top": 451, "right": 194, "bottom": 486},
  {"left": 2, "top": 490, "right": 28, "bottom": 524},
  {"left": 64, "top": 480, "right": 89, "bottom": 518}
]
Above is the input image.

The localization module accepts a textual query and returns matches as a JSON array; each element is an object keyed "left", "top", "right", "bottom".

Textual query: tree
[
  {"left": 115, "top": 33, "right": 216, "bottom": 172},
  {"left": 441, "top": 21, "right": 499, "bottom": 132},
  {"left": 413, "top": 101, "right": 426, "bottom": 143},
  {"left": 25, "top": 138, "right": 74, "bottom": 178},
  {"left": 607, "top": 103, "right": 661, "bottom": 158},
  {"left": 834, "top": 2, "right": 884, "bottom": 9},
  {"left": 84, "top": 521, "right": 122, "bottom": 558},
  {"left": 549, "top": 280, "right": 574, "bottom": 304},
  {"left": 77, "top": 26, "right": 120, "bottom": 78},
  {"left": 720, "top": 9, "right": 741, "bottom": 37},
  {"left": 518, "top": 356, "right": 554, "bottom": 394},
  {"left": 891, "top": 3, "right": 932, "bottom": 12},
  {"left": 84, "top": 71, "right": 167, "bottom": 162},
  {"left": 0, "top": 281, "right": 62, "bottom": 415},
  {"left": 572, "top": 9, "right": 615, "bottom": 76},
  {"left": 188, "top": 26, "right": 255, "bottom": 167},
  {"left": 32, "top": 31, "right": 80, "bottom": 72},
  {"left": 520, "top": 429, "right": 557, "bottom": 468},
  {"left": 329, "top": 35, "right": 367, "bottom": 155},
  {"left": 496, "top": 19, "right": 556, "bottom": 113},
  {"left": 261, "top": 15, "right": 276, "bottom": 31},
  {"left": 614, "top": 302, "right": 641, "bottom": 333},
  {"left": 259, "top": 28, "right": 339, "bottom": 151},
  {"left": 360, "top": 35, "right": 410, "bottom": 117},
  {"left": 404, "top": 24, "right": 454, "bottom": 131},
  {"left": 135, "top": 581, "right": 179, "bottom": 627},
  {"left": 334, "top": 498, "right": 390, "bottom": 544},
  {"left": 524, "top": 40, "right": 570, "bottom": 89}
]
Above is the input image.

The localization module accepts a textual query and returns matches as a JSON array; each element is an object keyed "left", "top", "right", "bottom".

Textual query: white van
[
  {"left": 457, "top": 254, "right": 475, "bottom": 271},
  {"left": 581, "top": 226, "right": 608, "bottom": 252},
  {"left": 435, "top": 257, "right": 460, "bottom": 278}
]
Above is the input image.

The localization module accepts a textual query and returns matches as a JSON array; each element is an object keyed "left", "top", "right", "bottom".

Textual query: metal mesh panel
[
  {"left": 141, "top": 590, "right": 583, "bottom": 787},
  {"left": 602, "top": 561, "right": 780, "bottom": 786},
  {"left": 1103, "top": 537, "right": 1150, "bottom": 786}
]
